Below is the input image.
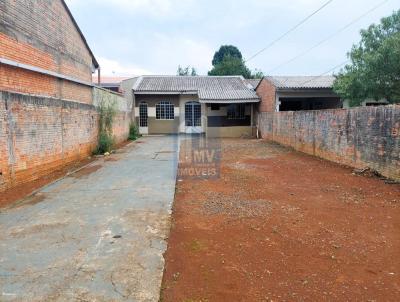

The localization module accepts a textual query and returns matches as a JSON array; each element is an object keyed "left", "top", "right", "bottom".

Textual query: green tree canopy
[
  {"left": 208, "top": 45, "right": 264, "bottom": 79},
  {"left": 208, "top": 56, "right": 253, "bottom": 78},
  {"left": 177, "top": 65, "right": 198, "bottom": 76},
  {"left": 212, "top": 45, "right": 243, "bottom": 66},
  {"left": 333, "top": 10, "right": 400, "bottom": 106}
]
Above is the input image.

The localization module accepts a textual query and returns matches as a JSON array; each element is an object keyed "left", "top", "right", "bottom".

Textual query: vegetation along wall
[
  {"left": 0, "top": 88, "right": 130, "bottom": 193},
  {"left": 258, "top": 105, "right": 400, "bottom": 181}
]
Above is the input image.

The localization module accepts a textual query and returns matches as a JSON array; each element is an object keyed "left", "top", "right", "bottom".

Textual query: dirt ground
[{"left": 161, "top": 139, "right": 400, "bottom": 302}]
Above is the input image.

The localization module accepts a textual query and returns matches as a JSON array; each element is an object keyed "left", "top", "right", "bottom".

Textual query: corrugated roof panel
[
  {"left": 266, "top": 76, "right": 335, "bottom": 89},
  {"left": 134, "top": 76, "right": 260, "bottom": 102}
]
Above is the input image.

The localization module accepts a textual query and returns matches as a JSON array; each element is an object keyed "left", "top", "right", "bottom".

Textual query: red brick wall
[
  {"left": 0, "top": 0, "right": 94, "bottom": 103},
  {"left": 0, "top": 98, "right": 10, "bottom": 188},
  {"left": 0, "top": 90, "right": 130, "bottom": 193},
  {"left": 256, "top": 78, "right": 276, "bottom": 112},
  {"left": 0, "top": 0, "right": 93, "bottom": 82},
  {"left": 60, "top": 80, "right": 93, "bottom": 104},
  {"left": 258, "top": 105, "right": 400, "bottom": 181},
  {"left": 0, "top": 65, "right": 58, "bottom": 97},
  {"left": 0, "top": 1, "right": 132, "bottom": 193}
]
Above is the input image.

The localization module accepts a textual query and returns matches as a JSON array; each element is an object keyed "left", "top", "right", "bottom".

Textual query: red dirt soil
[{"left": 161, "top": 139, "right": 400, "bottom": 302}]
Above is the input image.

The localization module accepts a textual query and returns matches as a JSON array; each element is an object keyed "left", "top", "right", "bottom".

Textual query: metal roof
[
  {"left": 265, "top": 76, "right": 335, "bottom": 89},
  {"left": 245, "top": 79, "right": 262, "bottom": 89},
  {"left": 133, "top": 76, "right": 260, "bottom": 103}
]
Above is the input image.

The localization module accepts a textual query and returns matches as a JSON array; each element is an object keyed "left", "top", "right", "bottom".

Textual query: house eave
[
  {"left": 133, "top": 91, "right": 198, "bottom": 95},
  {"left": 199, "top": 99, "right": 260, "bottom": 104}
]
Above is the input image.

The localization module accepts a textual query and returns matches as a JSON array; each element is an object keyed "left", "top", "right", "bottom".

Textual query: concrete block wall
[
  {"left": 258, "top": 105, "right": 400, "bottom": 180},
  {"left": 0, "top": 90, "right": 130, "bottom": 193}
]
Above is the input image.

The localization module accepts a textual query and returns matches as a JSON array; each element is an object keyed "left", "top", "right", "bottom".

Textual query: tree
[
  {"left": 212, "top": 45, "right": 243, "bottom": 66},
  {"left": 208, "top": 56, "right": 253, "bottom": 78},
  {"left": 209, "top": 45, "right": 264, "bottom": 78},
  {"left": 252, "top": 69, "right": 265, "bottom": 79},
  {"left": 177, "top": 65, "right": 198, "bottom": 76},
  {"left": 333, "top": 10, "right": 400, "bottom": 106}
]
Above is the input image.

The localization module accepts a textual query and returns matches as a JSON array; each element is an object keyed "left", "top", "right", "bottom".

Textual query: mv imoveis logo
[{"left": 178, "top": 136, "right": 221, "bottom": 179}]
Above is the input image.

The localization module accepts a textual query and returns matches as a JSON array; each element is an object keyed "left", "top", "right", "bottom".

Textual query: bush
[
  {"left": 128, "top": 123, "right": 140, "bottom": 141},
  {"left": 95, "top": 97, "right": 117, "bottom": 155},
  {"left": 96, "top": 132, "right": 114, "bottom": 154}
]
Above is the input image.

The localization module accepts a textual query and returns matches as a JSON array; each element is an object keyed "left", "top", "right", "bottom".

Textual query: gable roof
[
  {"left": 133, "top": 76, "right": 260, "bottom": 103},
  {"left": 245, "top": 79, "right": 262, "bottom": 89},
  {"left": 61, "top": 0, "right": 99, "bottom": 68},
  {"left": 265, "top": 76, "right": 335, "bottom": 89}
]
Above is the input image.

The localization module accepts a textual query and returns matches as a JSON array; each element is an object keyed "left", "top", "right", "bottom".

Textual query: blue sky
[{"left": 65, "top": 0, "right": 399, "bottom": 77}]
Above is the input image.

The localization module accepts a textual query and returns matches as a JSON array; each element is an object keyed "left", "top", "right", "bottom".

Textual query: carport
[{"left": 257, "top": 76, "right": 343, "bottom": 112}]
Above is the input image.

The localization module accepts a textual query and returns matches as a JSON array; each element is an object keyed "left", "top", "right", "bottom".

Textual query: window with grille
[
  {"left": 156, "top": 101, "right": 175, "bottom": 120},
  {"left": 227, "top": 104, "right": 246, "bottom": 120},
  {"left": 139, "top": 102, "right": 148, "bottom": 127}
]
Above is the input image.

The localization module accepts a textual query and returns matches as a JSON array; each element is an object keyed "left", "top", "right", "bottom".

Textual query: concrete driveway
[{"left": 0, "top": 136, "right": 179, "bottom": 301}]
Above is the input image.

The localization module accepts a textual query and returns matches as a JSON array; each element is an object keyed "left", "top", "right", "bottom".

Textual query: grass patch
[{"left": 128, "top": 123, "right": 140, "bottom": 141}]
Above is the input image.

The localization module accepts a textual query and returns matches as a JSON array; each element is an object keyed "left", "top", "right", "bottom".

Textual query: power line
[
  {"left": 267, "top": 0, "right": 390, "bottom": 73},
  {"left": 245, "top": 0, "right": 334, "bottom": 63},
  {"left": 298, "top": 59, "right": 350, "bottom": 86}
]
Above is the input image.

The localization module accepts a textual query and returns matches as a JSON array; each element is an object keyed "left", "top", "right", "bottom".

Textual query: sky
[{"left": 65, "top": 0, "right": 399, "bottom": 77}]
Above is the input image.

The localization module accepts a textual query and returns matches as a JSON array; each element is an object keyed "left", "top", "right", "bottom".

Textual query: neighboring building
[
  {"left": 0, "top": 0, "right": 131, "bottom": 193},
  {"left": 256, "top": 76, "right": 342, "bottom": 112},
  {"left": 0, "top": 0, "right": 99, "bottom": 103},
  {"left": 127, "top": 76, "right": 260, "bottom": 137},
  {"left": 92, "top": 76, "right": 131, "bottom": 93},
  {"left": 245, "top": 79, "right": 262, "bottom": 90}
]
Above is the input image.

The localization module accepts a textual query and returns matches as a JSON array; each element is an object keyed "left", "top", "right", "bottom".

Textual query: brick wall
[
  {"left": 256, "top": 78, "right": 276, "bottom": 112},
  {"left": 0, "top": 0, "right": 94, "bottom": 104},
  {"left": 0, "top": 1, "right": 128, "bottom": 193},
  {"left": 258, "top": 105, "right": 400, "bottom": 180},
  {"left": 0, "top": 90, "right": 130, "bottom": 193},
  {"left": 0, "top": 1, "right": 93, "bottom": 82},
  {"left": 93, "top": 87, "right": 131, "bottom": 144}
]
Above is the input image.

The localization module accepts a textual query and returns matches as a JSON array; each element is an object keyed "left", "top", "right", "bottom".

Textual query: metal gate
[
  {"left": 139, "top": 102, "right": 148, "bottom": 134},
  {"left": 185, "top": 101, "right": 202, "bottom": 133}
]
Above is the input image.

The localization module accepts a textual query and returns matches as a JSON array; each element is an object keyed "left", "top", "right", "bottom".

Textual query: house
[
  {"left": 125, "top": 76, "right": 260, "bottom": 137},
  {"left": 256, "top": 76, "right": 343, "bottom": 112},
  {"left": 92, "top": 76, "right": 132, "bottom": 93},
  {"left": 245, "top": 79, "right": 262, "bottom": 90}
]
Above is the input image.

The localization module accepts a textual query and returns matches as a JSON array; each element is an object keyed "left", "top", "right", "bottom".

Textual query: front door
[
  {"left": 185, "top": 101, "right": 202, "bottom": 134},
  {"left": 139, "top": 102, "right": 148, "bottom": 135}
]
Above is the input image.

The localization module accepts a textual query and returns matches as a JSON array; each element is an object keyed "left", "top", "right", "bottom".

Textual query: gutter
[{"left": 0, "top": 57, "right": 94, "bottom": 87}]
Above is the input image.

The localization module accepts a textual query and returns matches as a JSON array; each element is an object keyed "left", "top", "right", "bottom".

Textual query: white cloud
[
  {"left": 150, "top": 34, "right": 214, "bottom": 74},
  {"left": 97, "top": 57, "right": 153, "bottom": 76}
]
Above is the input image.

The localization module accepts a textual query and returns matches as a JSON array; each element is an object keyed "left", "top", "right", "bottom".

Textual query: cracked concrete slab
[{"left": 0, "top": 136, "right": 179, "bottom": 302}]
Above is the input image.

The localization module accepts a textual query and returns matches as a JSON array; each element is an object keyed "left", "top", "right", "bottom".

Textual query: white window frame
[{"left": 156, "top": 101, "right": 175, "bottom": 120}]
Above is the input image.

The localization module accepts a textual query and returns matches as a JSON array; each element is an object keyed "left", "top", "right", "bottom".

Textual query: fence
[{"left": 258, "top": 105, "right": 400, "bottom": 180}]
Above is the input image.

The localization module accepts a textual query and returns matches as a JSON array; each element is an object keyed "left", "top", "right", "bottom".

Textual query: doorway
[{"left": 185, "top": 101, "right": 203, "bottom": 134}]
